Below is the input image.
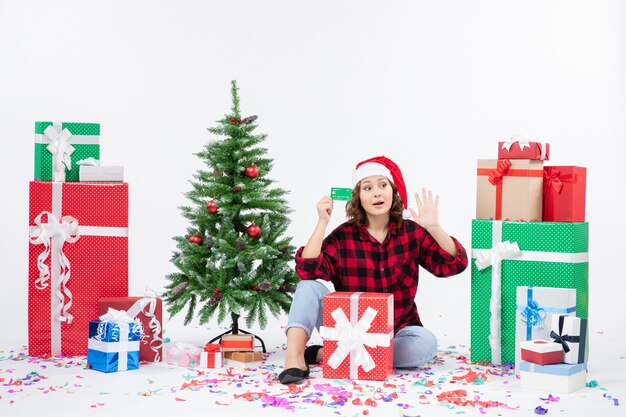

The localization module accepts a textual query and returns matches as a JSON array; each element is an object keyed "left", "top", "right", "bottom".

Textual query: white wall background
[{"left": 1, "top": 1, "right": 624, "bottom": 347}]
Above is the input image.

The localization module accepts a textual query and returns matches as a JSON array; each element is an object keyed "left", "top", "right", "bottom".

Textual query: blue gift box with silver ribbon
[{"left": 87, "top": 308, "right": 142, "bottom": 373}]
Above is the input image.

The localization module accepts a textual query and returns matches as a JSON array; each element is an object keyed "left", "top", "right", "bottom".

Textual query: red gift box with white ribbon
[
  {"left": 320, "top": 292, "right": 394, "bottom": 380},
  {"left": 28, "top": 181, "right": 129, "bottom": 356},
  {"left": 498, "top": 139, "right": 550, "bottom": 161}
]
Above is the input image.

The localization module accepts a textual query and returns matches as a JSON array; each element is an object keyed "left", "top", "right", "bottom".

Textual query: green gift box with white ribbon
[
  {"left": 34, "top": 121, "right": 100, "bottom": 182},
  {"left": 470, "top": 219, "right": 588, "bottom": 365}
]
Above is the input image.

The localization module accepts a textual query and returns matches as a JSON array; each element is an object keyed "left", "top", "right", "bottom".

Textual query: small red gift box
[
  {"left": 520, "top": 339, "right": 563, "bottom": 365},
  {"left": 220, "top": 334, "right": 254, "bottom": 351},
  {"left": 498, "top": 140, "right": 550, "bottom": 160},
  {"left": 543, "top": 166, "right": 587, "bottom": 222},
  {"left": 28, "top": 181, "right": 129, "bottom": 356},
  {"left": 98, "top": 296, "right": 163, "bottom": 362},
  {"left": 320, "top": 292, "right": 394, "bottom": 380}
]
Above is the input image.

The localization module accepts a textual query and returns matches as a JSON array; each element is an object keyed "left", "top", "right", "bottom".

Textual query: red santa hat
[{"left": 352, "top": 155, "right": 411, "bottom": 219}]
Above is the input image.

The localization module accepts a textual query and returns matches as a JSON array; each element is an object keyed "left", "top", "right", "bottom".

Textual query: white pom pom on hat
[{"left": 352, "top": 155, "right": 412, "bottom": 219}]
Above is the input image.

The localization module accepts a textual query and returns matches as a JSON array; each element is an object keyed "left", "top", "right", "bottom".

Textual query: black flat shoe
[
  {"left": 304, "top": 345, "right": 323, "bottom": 365},
  {"left": 278, "top": 366, "right": 310, "bottom": 384}
]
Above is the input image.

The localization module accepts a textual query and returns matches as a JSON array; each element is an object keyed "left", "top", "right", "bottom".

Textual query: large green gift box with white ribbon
[
  {"left": 470, "top": 219, "right": 588, "bottom": 365},
  {"left": 34, "top": 121, "right": 100, "bottom": 182}
]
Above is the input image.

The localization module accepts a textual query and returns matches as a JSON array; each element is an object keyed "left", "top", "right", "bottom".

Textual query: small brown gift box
[{"left": 224, "top": 351, "right": 263, "bottom": 363}]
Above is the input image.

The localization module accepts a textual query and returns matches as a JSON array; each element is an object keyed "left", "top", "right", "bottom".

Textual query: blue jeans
[{"left": 285, "top": 280, "right": 438, "bottom": 368}]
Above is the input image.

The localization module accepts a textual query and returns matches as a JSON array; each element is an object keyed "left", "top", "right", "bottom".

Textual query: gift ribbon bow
[
  {"left": 95, "top": 308, "right": 141, "bottom": 371},
  {"left": 29, "top": 211, "right": 80, "bottom": 324},
  {"left": 544, "top": 169, "right": 564, "bottom": 194},
  {"left": 76, "top": 157, "right": 101, "bottom": 166},
  {"left": 501, "top": 137, "right": 548, "bottom": 160},
  {"left": 125, "top": 289, "right": 164, "bottom": 362},
  {"left": 320, "top": 306, "right": 390, "bottom": 374},
  {"left": 203, "top": 343, "right": 221, "bottom": 353},
  {"left": 44, "top": 125, "right": 75, "bottom": 182},
  {"left": 487, "top": 159, "right": 512, "bottom": 185},
  {"left": 521, "top": 299, "right": 546, "bottom": 329},
  {"left": 543, "top": 168, "right": 576, "bottom": 195},
  {"left": 549, "top": 330, "right": 578, "bottom": 353},
  {"left": 550, "top": 315, "right": 580, "bottom": 354},
  {"left": 99, "top": 307, "right": 136, "bottom": 324},
  {"left": 500, "top": 137, "right": 531, "bottom": 152},
  {"left": 474, "top": 240, "right": 521, "bottom": 271}
]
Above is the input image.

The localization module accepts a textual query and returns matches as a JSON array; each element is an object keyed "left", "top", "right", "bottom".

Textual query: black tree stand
[{"left": 208, "top": 312, "right": 267, "bottom": 353}]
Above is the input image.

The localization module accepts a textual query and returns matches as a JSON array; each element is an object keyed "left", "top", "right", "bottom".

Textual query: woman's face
[{"left": 358, "top": 175, "right": 394, "bottom": 219}]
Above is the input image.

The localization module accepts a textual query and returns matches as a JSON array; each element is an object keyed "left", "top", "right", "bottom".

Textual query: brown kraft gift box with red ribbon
[
  {"left": 476, "top": 159, "right": 544, "bottom": 221},
  {"left": 543, "top": 166, "right": 587, "bottom": 222},
  {"left": 98, "top": 296, "right": 163, "bottom": 362},
  {"left": 28, "top": 181, "right": 129, "bottom": 357},
  {"left": 319, "top": 292, "right": 394, "bottom": 381}
]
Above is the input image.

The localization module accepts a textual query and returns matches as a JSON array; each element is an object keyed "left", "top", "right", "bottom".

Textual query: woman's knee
[
  {"left": 394, "top": 327, "right": 438, "bottom": 368},
  {"left": 294, "top": 280, "right": 330, "bottom": 299},
  {"left": 296, "top": 279, "right": 328, "bottom": 291}
]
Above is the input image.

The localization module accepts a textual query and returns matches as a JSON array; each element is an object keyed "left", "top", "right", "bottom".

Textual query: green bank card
[{"left": 331, "top": 187, "right": 352, "bottom": 201}]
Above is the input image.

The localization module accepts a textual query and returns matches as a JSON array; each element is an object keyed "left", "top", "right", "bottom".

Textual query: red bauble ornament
[
  {"left": 247, "top": 223, "right": 261, "bottom": 238},
  {"left": 207, "top": 200, "right": 218, "bottom": 214},
  {"left": 244, "top": 163, "right": 259, "bottom": 179},
  {"left": 214, "top": 288, "right": 220, "bottom": 294},
  {"left": 188, "top": 234, "right": 203, "bottom": 245},
  {"left": 251, "top": 285, "right": 259, "bottom": 291}
]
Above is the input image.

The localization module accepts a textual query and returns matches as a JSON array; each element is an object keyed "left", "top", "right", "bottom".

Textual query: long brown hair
[{"left": 346, "top": 180, "right": 405, "bottom": 228}]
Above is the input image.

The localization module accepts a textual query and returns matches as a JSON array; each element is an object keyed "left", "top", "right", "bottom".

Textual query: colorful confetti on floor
[{"left": 1, "top": 343, "right": 623, "bottom": 416}]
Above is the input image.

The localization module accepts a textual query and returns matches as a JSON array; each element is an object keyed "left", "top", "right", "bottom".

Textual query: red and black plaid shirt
[{"left": 295, "top": 220, "right": 468, "bottom": 333}]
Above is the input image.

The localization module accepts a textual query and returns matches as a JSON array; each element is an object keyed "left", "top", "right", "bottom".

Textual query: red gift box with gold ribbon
[
  {"left": 320, "top": 292, "right": 394, "bottom": 381},
  {"left": 28, "top": 181, "right": 129, "bottom": 357},
  {"left": 543, "top": 166, "right": 587, "bottom": 222},
  {"left": 476, "top": 159, "right": 544, "bottom": 221}
]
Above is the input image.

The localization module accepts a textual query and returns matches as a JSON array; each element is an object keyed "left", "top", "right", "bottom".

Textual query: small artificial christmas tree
[{"left": 164, "top": 80, "right": 299, "bottom": 340}]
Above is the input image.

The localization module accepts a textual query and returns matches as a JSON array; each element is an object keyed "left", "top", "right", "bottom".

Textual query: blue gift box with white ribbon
[{"left": 87, "top": 308, "right": 142, "bottom": 373}]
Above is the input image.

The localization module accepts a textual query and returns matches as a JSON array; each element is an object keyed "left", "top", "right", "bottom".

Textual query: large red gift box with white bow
[
  {"left": 320, "top": 292, "right": 394, "bottom": 380},
  {"left": 28, "top": 181, "right": 129, "bottom": 356}
]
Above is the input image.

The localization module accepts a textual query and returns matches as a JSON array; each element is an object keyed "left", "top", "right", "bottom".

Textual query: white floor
[{"left": 1, "top": 321, "right": 624, "bottom": 417}]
